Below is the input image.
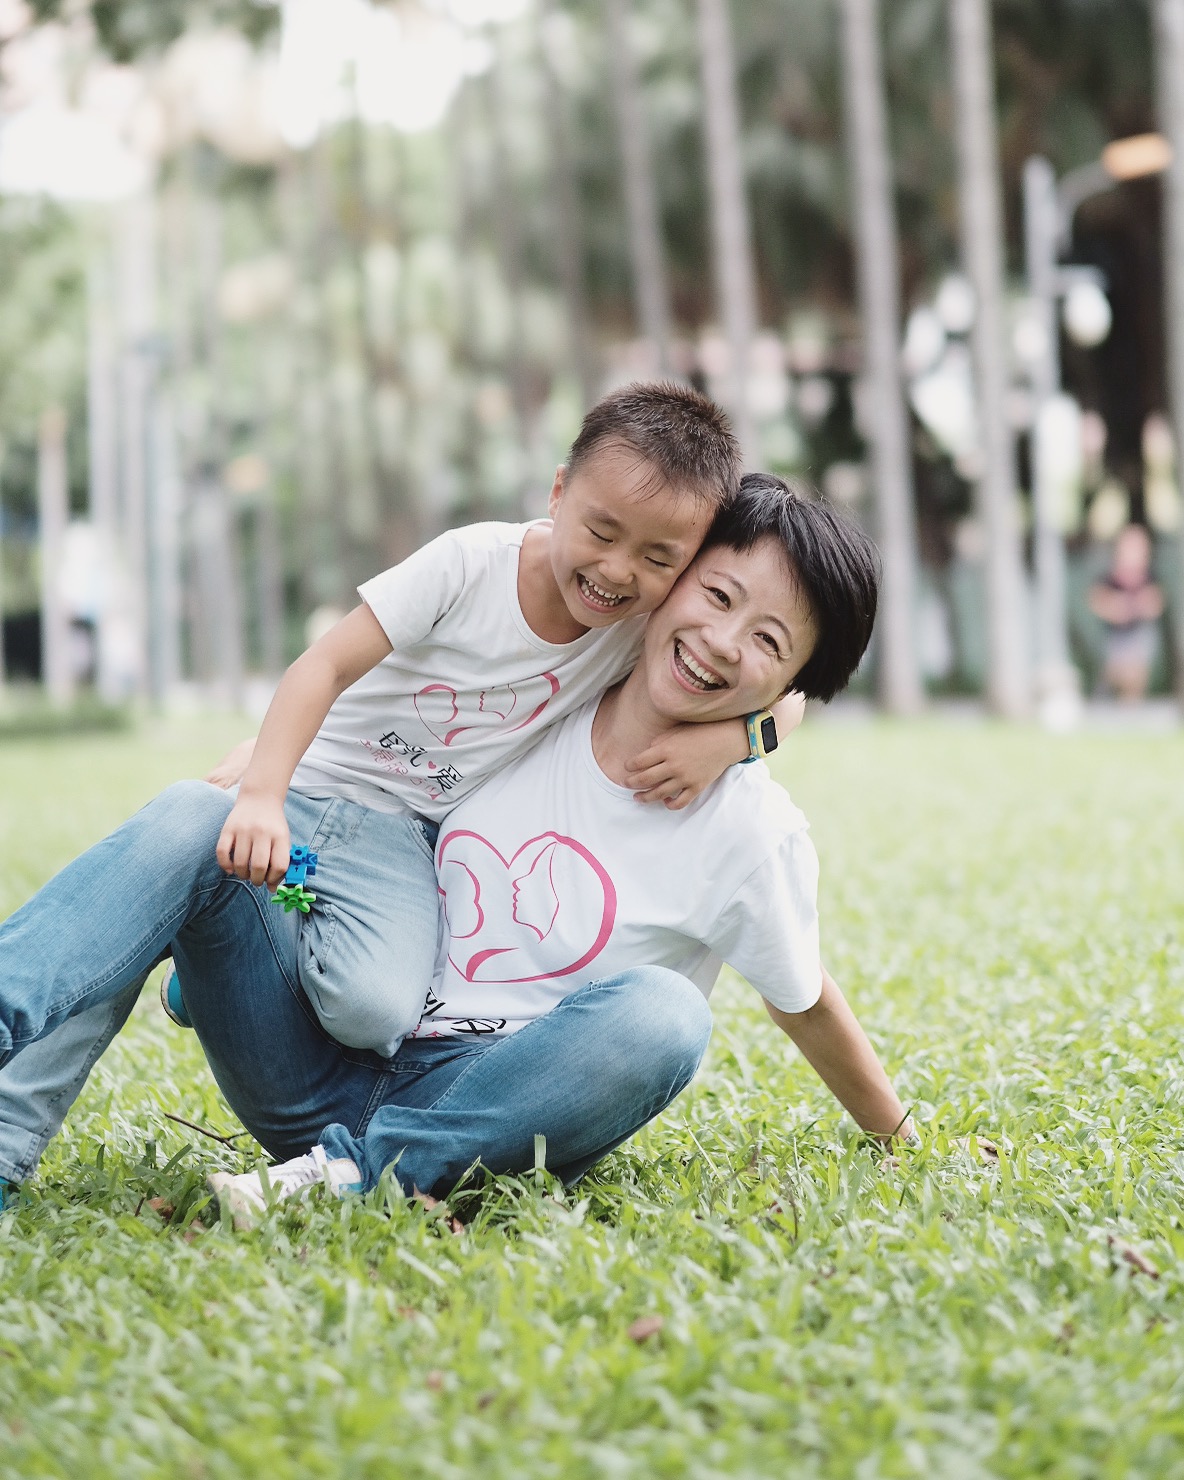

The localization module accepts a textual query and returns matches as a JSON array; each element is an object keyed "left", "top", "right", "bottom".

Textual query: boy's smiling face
[{"left": 547, "top": 439, "right": 716, "bottom": 628}]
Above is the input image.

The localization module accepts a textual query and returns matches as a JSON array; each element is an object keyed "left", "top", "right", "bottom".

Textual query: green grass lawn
[{"left": 1, "top": 715, "right": 1183, "bottom": 1478}]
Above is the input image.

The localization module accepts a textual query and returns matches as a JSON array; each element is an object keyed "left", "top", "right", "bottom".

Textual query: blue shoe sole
[{"left": 160, "top": 965, "right": 193, "bottom": 1029}]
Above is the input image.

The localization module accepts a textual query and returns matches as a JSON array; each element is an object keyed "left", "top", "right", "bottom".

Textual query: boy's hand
[
  {"left": 627, "top": 693, "right": 806, "bottom": 810},
  {"left": 627, "top": 721, "right": 740, "bottom": 810},
  {"left": 204, "top": 737, "right": 257, "bottom": 791},
  {"left": 216, "top": 793, "right": 291, "bottom": 889}
]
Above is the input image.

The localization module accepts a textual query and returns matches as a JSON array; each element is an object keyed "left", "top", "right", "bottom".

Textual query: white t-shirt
[
  {"left": 414, "top": 699, "right": 823, "bottom": 1037},
  {"left": 291, "top": 522, "right": 645, "bottom": 820}
]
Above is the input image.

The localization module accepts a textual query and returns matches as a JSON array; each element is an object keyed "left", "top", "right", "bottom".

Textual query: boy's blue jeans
[
  {"left": 0, "top": 781, "right": 440, "bottom": 1181},
  {"left": 0, "top": 782, "right": 712, "bottom": 1190}
]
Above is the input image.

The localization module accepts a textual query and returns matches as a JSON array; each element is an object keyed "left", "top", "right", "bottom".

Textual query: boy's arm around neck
[{"left": 626, "top": 691, "right": 806, "bottom": 809}]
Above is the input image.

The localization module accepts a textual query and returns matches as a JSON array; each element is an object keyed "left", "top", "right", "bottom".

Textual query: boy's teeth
[
  {"left": 581, "top": 575, "right": 625, "bottom": 605},
  {"left": 675, "top": 640, "right": 724, "bottom": 689}
]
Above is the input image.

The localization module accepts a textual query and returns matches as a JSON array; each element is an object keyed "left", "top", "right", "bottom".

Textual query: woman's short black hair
[{"left": 701, "top": 472, "right": 880, "bottom": 702}]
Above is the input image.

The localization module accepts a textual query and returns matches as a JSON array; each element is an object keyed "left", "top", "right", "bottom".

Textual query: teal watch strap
[{"left": 743, "top": 710, "right": 778, "bottom": 762}]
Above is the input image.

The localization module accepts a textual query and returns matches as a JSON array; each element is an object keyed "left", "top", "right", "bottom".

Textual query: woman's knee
[
  {"left": 602, "top": 966, "right": 712, "bottom": 1079},
  {"left": 153, "top": 779, "right": 236, "bottom": 826},
  {"left": 145, "top": 781, "right": 236, "bottom": 853}
]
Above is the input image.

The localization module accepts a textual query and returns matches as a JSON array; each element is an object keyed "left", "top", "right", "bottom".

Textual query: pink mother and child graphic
[
  {"left": 438, "top": 830, "right": 616, "bottom": 986},
  {"left": 414, "top": 674, "right": 561, "bottom": 749}
]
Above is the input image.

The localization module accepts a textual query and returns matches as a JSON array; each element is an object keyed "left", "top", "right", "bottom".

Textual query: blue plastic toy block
[{"left": 272, "top": 846, "right": 319, "bottom": 914}]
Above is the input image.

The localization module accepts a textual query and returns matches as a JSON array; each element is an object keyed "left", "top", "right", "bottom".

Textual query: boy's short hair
[
  {"left": 702, "top": 472, "right": 880, "bottom": 702},
  {"left": 567, "top": 381, "right": 740, "bottom": 509}
]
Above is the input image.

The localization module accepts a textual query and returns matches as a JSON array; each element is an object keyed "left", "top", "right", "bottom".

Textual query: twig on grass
[{"left": 163, "top": 1111, "right": 248, "bottom": 1146}]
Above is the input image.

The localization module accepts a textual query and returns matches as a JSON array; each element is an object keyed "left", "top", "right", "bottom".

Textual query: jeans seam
[
  {"left": 352, "top": 1070, "right": 399, "bottom": 1142},
  {"left": 417, "top": 999, "right": 581, "bottom": 1120},
  {"left": 9, "top": 875, "right": 232, "bottom": 1046},
  {"left": 5, "top": 987, "right": 143, "bottom": 1180}
]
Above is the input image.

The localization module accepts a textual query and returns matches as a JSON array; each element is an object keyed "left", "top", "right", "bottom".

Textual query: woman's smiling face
[{"left": 639, "top": 537, "right": 819, "bottom": 723}]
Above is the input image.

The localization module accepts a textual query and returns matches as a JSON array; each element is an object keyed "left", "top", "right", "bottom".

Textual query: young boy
[{"left": 0, "top": 384, "right": 793, "bottom": 1200}]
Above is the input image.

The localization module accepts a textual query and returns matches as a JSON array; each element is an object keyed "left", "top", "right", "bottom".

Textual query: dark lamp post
[{"left": 1023, "top": 134, "right": 1170, "bottom": 724}]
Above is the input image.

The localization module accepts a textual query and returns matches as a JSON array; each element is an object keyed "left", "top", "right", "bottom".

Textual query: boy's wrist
[{"left": 236, "top": 779, "right": 287, "bottom": 807}]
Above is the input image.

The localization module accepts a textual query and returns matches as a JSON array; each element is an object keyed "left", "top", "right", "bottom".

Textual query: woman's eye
[
  {"left": 757, "top": 632, "right": 781, "bottom": 656},
  {"left": 706, "top": 586, "right": 729, "bottom": 606}
]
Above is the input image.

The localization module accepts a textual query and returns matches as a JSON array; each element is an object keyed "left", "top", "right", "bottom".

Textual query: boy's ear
[{"left": 547, "top": 464, "right": 567, "bottom": 518}]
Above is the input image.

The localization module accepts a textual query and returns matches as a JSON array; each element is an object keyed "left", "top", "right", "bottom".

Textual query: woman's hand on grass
[{"left": 216, "top": 793, "right": 291, "bottom": 890}]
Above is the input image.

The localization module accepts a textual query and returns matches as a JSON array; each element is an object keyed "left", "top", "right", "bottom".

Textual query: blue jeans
[
  {"left": 0, "top": 780, "right": 440, "bottom": 1179},
  {"left": 172, "top": 876, "right": 712, "bottom": 1193}
]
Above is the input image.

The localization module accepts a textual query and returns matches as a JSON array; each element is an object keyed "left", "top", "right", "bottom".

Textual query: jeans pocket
[
  {"left": 298, "top": 899, "right": 338, "bottom": 978},
  {"left": 412, "top": 817, "right": 439, "bottom": 862}
]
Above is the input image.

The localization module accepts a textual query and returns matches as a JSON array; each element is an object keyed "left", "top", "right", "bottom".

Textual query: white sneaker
[{"left": 208, "top": 1145, "right": 363, "bottom": 1230}]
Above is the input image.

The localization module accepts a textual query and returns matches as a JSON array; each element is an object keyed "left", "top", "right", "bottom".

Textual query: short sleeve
[
  {"left": 706, "top": 828, "right": 822, "bottom": 1013},
  {"left": 357, "top": 529, "right": 471, "bottom": 650}
]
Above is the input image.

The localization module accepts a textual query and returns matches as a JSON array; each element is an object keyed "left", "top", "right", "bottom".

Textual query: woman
[{"left": 193, "top": 477, "right": 914, "bottom": 1222}]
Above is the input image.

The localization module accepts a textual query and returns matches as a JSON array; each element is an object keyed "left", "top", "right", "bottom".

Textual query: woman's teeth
[
  {"left": 578, "top": 574, "right": 627, "bottom": 608},
  {"left": 674, "top": 640, "right": 724, "bottom": 690}
]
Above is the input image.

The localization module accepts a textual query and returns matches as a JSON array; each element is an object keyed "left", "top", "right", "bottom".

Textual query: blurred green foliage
[{"left": 0, "top": 0, "right": 1167, "bottom": 667}]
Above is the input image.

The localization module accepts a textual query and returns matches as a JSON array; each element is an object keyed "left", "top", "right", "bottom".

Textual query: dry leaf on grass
[
  {"left": 627, "top": 1315, "right": 665, "bottom": 1343},
  {"left": 1108, "top": 1236, "right": 1159, "bottom": 1279}
]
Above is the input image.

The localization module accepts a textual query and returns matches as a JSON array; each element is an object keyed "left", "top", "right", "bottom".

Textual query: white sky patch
[
  {"left": 0, "top": 104, "right": 150, "bottom": 199},
  {"left": 0, "top": 0, "right": 494, "bottom": 199},
  {"left": 276, "top": 0, "right": 476, "bottom": 146}
]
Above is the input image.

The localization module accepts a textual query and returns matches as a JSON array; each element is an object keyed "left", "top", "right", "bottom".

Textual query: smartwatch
[{"left": 741, "top": 709, "right": 778, "bottom": 763}]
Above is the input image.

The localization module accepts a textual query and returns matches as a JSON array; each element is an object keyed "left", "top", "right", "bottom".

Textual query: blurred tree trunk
[
  {"left": 191, "top": 180, "right": 245, "bottom": 705},
  {"left": 486, "top": 36, "right": 534, "bottom": 515},
  {"left": 450, "top": 84, "right": 488, "bottom": 519},
  {"left": 838, "top": 0, "right": 923, "bottom": 713},
  {"left": 605, "top": 0, "right": 674, "bottom": 375},
  {"left": 37, "top": 406, "right": 71, "bottom": 705},
  {"left": 345, "top": 75, "right": 419, "bottom": 562},
  {"left": 0, "top": 438, "right": 6, "bottom": 695},
  {"left": 286, "top": 149, "right": 348, "bottom": 607},
  {"left": 1155, "top": 0, "right": 1184, "bottom": 705},
  {"left": 312, "top": 132, "right": 380, "bottom": 574},
  {"left": 115, "top": 194, "right": 156, "bottom": 700},
  {"left": 695, "top": 0, "right": 758, "bottom": 463},
  {"left": 86, "top": 242, "right": 122, "bottom": 702},
  {"left": 539, "top": 0, "right": 598, "bottom": 409},
  {"left": 948, "top": 0, "right": 1030, "bottom": 717}
]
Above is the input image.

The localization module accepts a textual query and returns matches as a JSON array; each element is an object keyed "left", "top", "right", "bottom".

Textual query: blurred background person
[{"left": 1088, "top": 522, "right": 1166, "bottom": 700}]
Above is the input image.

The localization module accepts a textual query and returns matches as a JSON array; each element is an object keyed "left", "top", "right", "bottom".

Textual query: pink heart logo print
[
  {"left": 414, "top": 673, "right": 560, "bottom": 747},
  {"left": 437, "top": 829, "right": 617, "bottom": 984}
]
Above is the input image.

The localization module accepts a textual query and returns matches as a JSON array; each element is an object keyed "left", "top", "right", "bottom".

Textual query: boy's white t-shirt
[
  {"left": 413, "top": 699, "right": 823, "bottom": 1037},
  {"left": 291, "top": 522, "right": 645, "bottom": 821}
]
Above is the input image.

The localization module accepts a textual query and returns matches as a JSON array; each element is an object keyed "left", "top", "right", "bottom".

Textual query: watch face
[{"left": 759, "top": 715, "right": 778, "bottom": 754}]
